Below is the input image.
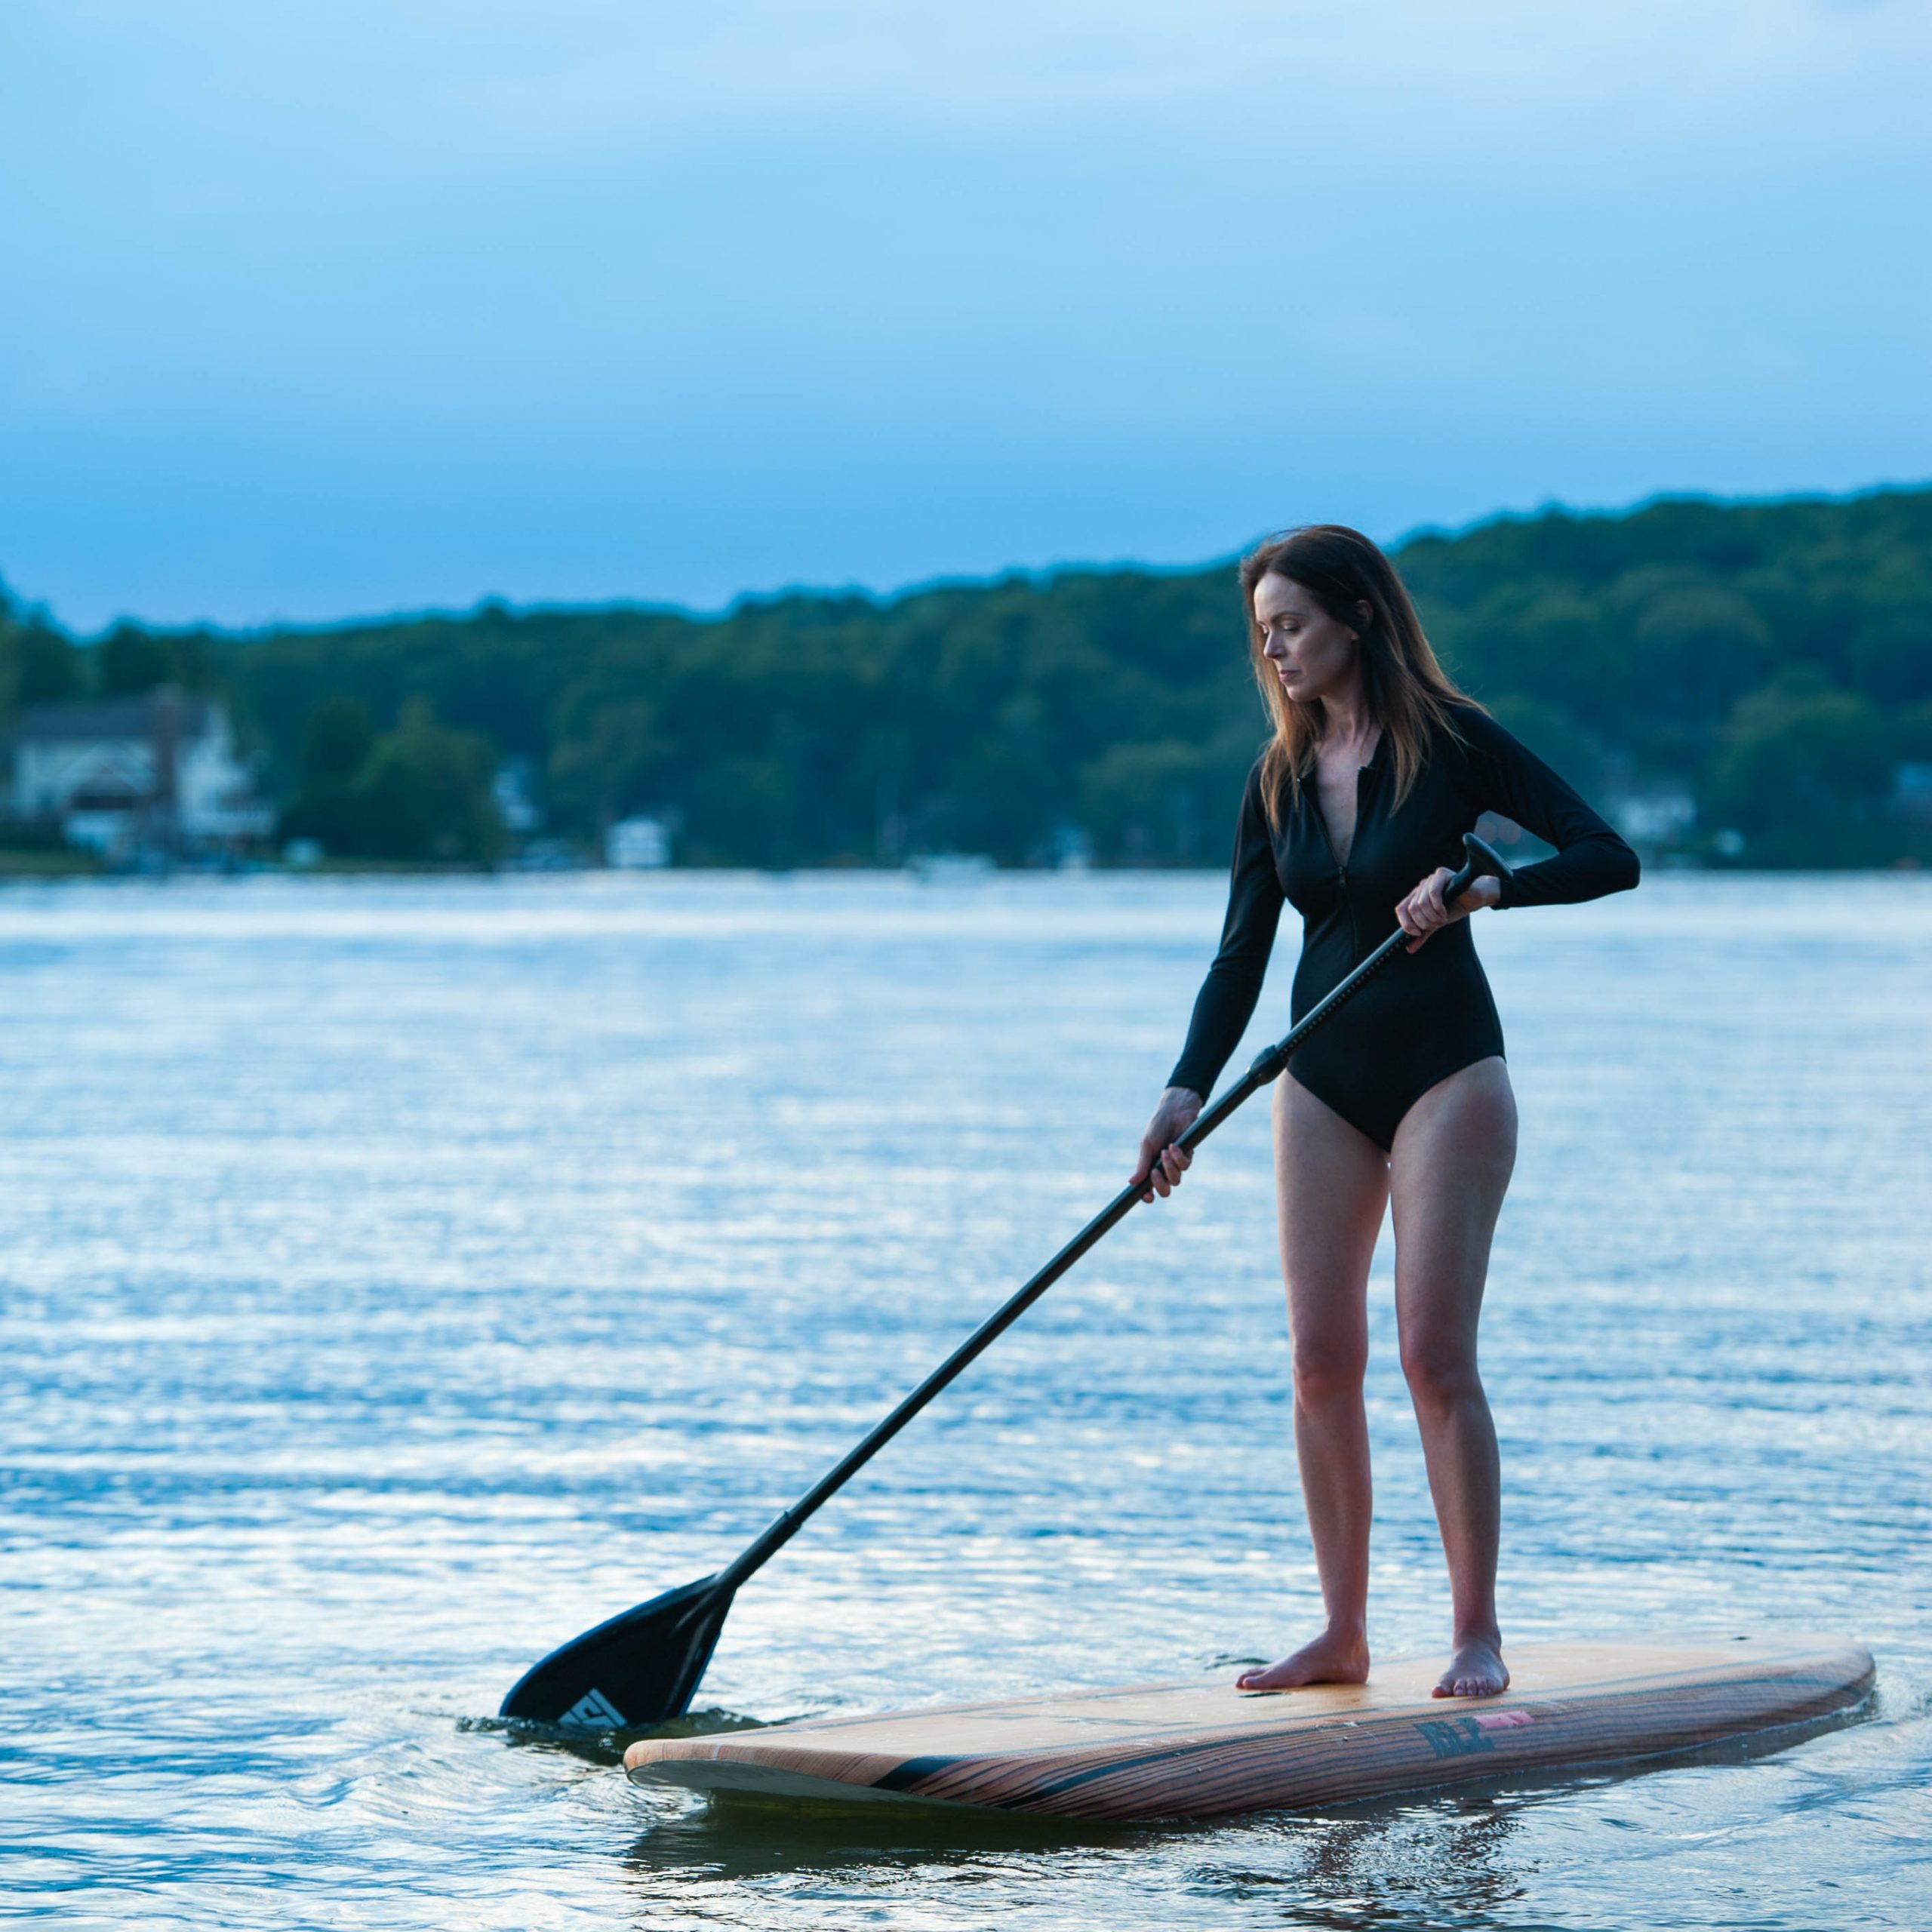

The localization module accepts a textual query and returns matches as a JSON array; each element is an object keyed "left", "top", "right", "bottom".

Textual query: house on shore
[{"left": 11, "top": 688, "right": 274, "bottom": 862}]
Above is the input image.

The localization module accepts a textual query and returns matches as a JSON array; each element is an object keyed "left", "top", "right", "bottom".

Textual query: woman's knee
[
  {"left": 1291, "top": 1333, "right": 1368, "bottom": 1408},
  {"left": 1398, "top": 1329, "right": 1483, "bottom": 1414}
]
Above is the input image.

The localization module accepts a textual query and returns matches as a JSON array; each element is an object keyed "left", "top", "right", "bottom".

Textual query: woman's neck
[{"left": 1317, "top": 675, "right": 1377, "bottom": 757}]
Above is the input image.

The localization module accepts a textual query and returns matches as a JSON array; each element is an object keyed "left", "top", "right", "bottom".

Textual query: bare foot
[
  {"left": 1433, "top": 1632, "right": 1509, "bottom": 1699},
  {"left": 1235, "top": 1628, "right": 1370, "bottom": 1693}
]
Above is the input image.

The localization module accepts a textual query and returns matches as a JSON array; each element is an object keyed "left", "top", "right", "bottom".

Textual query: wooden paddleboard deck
[{"left": 625, "top": 1636, "right": 1872, "bottom": 1821}]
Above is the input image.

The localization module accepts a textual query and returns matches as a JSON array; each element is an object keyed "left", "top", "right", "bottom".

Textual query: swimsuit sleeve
[
  {"left": 1452, "top": 707, "right": 1641, "bottom": 909},
  {"left": 1167, "top": 762, "right": 1286, "bottom": 1099}
]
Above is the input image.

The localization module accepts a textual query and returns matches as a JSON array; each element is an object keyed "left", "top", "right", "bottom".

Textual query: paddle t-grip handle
[{"left": 1449, "top": 829, "right": 1512, "bottom": 906}]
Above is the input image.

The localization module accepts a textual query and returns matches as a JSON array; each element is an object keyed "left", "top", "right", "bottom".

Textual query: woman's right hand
[{"left": 1134, "top": 1086, "right": 1204, "bottom": 1201}]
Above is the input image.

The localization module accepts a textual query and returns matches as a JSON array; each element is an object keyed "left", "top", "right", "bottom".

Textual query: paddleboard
[{"left": 625, "top": 1635, "right": 1872, "bottom": 1821}]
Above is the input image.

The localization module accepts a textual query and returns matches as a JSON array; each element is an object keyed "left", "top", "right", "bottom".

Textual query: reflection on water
[
  {"left": 1, "top": 872, "right": 1927, "bottom": 1929},
  {"left": 625, "top": 1787, "right": 1138, "bottom": 1878},
  {"left": 1217, "top": 1800, "right": 1531, "bottom": 1927}
]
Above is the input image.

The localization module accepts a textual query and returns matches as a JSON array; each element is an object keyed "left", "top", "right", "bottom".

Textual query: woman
[{"left": 1135, "top": 526, "right": 1638, "bottom": 1700}]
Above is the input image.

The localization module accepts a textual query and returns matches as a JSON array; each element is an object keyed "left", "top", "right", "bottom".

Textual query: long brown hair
[{"left": 1242, "top": 525, "right": 1475, "bottom": 823}]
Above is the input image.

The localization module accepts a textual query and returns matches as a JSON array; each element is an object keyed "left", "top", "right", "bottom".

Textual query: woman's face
[{"left": 1254, "top": 573, "right": 1364, "bottom": 707}]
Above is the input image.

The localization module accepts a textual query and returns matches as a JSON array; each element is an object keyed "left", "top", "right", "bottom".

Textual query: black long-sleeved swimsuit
[{"left": 1168, "top": 706, "right": 1640, "bottom": 1149}]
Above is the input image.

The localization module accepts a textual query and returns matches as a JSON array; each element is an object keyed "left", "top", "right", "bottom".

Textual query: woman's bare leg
[
  {"left": 1388, "top": 1056, "right": 1516, "bottom": 1698},
  {"left": 1237, "top": 1075, "right": 1391, "bottom": 1691}
]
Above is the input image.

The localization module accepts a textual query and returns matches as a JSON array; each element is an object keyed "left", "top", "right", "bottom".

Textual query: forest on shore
[{"left": 3, "top": 485, "right": 1930, "bottom": 869}]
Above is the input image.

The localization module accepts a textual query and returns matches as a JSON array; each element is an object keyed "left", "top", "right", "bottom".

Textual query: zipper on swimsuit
[
  {"left": 1313, "top": 792, "right": 1346, "bottom": 881},
  {"left": 1341, "top": 765, "right": 1374, "bottom": 952},
  {"left": 1315, "top": 758, "right": 1371, "bottom": 949},
  {"left": 1348, "top": 761, "right": 1375, "bottom": 953}
]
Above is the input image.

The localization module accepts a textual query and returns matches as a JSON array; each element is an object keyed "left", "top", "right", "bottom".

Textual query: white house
[
  {"left": 491, "top": 757, "right": 543, "bottom": 835},
  {"left": 1608, "top": 783, "right": 1698, "bottom": 848},
  {"left": 11, "top": 688, "right": 274, "bottom": 859},
  {"left": 605, "top": 814, "right": 671, "bottom": 869}
]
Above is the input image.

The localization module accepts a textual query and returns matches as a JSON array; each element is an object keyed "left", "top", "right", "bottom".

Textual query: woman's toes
[
  {"left": 1234, "top": 1633, "right": 1371, "bottom": 1693},
  {"left": 1432, "top": 1643, "right": 1508, "bottom": 1699}
]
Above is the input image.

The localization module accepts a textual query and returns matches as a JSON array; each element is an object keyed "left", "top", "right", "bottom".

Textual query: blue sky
[{"left": 2, "top": 0, "right": 1927, "bottom": 631}]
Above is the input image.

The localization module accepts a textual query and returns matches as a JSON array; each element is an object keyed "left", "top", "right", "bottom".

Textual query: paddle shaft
[{"left": 715, "top": 838, "right": 1505, "bottom": 1593}]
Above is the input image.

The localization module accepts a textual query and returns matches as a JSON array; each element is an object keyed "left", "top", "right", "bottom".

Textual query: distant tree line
[{"left": 3, "top": 487, "right": 1930, "bottom": 868}]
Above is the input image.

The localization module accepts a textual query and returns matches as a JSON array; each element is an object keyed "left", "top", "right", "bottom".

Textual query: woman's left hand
[{"left": 1396, "top": 868, "right": 1501, "bottom": 950}]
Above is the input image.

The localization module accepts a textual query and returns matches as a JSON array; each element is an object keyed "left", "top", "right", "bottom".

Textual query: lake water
[{"left": 2, "top": 871, "right": 1928, "bottom": 1930}]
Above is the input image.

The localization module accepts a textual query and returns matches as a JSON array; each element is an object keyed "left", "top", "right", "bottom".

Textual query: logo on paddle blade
[{"left": 561, "top": 1687, "right": 626, "bottom": 1731}]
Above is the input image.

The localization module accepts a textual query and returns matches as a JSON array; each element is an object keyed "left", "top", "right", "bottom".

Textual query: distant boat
[{"left": 909, "top": 853, "right": 996, "bottom": 884}]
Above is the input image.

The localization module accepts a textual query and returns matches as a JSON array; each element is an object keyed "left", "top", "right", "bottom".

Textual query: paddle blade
[{"left": 499, "top": 1574, "right": 736, "bottom": 1732}]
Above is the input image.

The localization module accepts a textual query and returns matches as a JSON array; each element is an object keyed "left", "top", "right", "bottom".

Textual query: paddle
[{"left": 500, "top": 832, "right": 1513, "bottom": 1733}]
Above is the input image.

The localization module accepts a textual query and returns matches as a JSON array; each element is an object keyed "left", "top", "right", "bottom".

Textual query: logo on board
[
  {"left": 1417, "top": 1709, "right": 1534, "bottom": 1758},
  {"left": 1417, "top": 1718, "right": 1493, "bottom": 1758}
]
